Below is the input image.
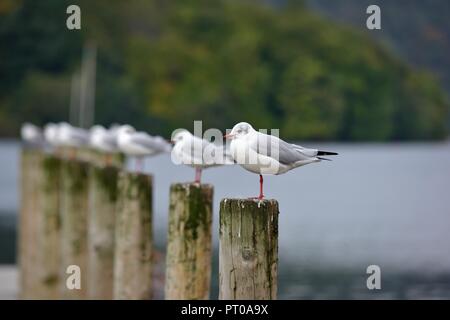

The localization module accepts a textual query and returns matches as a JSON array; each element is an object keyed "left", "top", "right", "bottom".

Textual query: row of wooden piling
[{"left": 19, "top": 148, "right": 279, "bottom": 300}]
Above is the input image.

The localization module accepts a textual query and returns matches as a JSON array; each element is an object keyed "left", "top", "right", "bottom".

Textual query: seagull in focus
[
  {"left": 117, "top": 124, "right": 172, "bottom": 171},
  {"left": 171, "top": 129, "right": 234, "bottom": 183},
  {"left": 21, "top": 123, "right": 44, "bottom": 148},
  {"left": 225, "top": 122, "right": 338, "bottom": 199}
]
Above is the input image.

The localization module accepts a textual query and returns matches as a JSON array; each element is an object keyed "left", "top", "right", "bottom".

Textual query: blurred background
[{"left": 0, "top": 0, "right": 450, "bottom": 299}]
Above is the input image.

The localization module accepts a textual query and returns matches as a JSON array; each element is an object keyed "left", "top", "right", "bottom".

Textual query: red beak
[{"left": 224, "top": 133, "right": 234, "bottom": 139}]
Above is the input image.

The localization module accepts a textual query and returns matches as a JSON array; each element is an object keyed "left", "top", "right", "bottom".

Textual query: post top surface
[{"left": 171, "top": 182, "right": 214, "bottom": 190}]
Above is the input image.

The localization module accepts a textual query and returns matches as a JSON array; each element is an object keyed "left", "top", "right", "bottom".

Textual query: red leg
[
  {"left": 258, "top": 174, "right": 264, "bottom": 200},
  {"left": 136, "top": 157, "right": 143, "bottom": 172},
  {"left": 195, "top": 168, "right": 202, "bottom": 183}
]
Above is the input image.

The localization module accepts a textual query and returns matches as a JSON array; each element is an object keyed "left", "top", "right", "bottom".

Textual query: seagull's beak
[
  {"left": 224, "top": 133, "right": 235, "bottom": 140},
  {"left": 168, "top": 139, "right": 175, "bottom": 145}
]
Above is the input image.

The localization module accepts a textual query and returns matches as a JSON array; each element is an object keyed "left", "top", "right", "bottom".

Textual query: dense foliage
[{"left": 0, "top": 0, "right": 448, "bottom": 140}]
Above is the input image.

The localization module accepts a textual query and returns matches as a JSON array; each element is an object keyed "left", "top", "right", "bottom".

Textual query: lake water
[{"left": 1, "top": 140, "right": 450, "bottom": 299}]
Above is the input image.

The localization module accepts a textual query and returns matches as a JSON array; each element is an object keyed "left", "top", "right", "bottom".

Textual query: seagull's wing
[
  {"left": 72, "top": 128, "right": 90, "bottom": 145},
  {"left": 250, "top": 132, "right": 317, "bottom": 165},
  {"left": 103, "top": 132, "right": 118, "bottom": 148},
  {"left": 180, "top": 135, "right": 210, "bottom": 162},
  {"left": 130, "top": 132, "right": 162, "bottom": 152}
]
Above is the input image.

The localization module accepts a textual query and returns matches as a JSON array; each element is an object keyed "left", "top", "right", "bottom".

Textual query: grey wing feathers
[
  {"left": 252, "top": 134, "right": 318, "bottom": 165},
  {"left": 103, "top": 133, "right": 118, "bottom": 148},
  {"left": 131, "top": 132, "right": 164, "bottom": 151}
]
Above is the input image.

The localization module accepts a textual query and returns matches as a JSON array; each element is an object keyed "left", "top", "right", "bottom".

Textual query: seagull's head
[
  {"left": 171, "top": 129, "right": 191, "bottom": 144},
  {"left": 89, "top": 125, "right": 105, "bottom": 134},
  {"left": 225, "top": 122, "right": 254, "bottom": 140}
]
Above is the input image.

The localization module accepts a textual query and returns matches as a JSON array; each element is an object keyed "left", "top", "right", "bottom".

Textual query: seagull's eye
[{"left": 237, "top": 129, "right": 242, "bottom": 134}]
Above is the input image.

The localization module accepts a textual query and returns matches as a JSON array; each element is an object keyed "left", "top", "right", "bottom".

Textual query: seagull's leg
[
  {"left": 258, "top": 174, "right": 265, "bottom": 200},
  {"left": 136, "top": 157, "right": 144, "bottom": 172},
  {"left": 195, "top": 168, "right": 202, "bottom": 183}
]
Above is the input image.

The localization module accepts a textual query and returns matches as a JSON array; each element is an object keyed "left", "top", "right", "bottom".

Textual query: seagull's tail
[{"left": 317, "top": 150, "right": 338, "bottom": 156}]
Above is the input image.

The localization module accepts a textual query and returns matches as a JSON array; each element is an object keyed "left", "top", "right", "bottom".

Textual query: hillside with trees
[{"left": 0, "top": 0, "right": 448, "bottom": 140}]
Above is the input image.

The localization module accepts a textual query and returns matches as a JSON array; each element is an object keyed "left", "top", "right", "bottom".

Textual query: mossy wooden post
[
  {"left": 165, "top": 183, "right": 213, "bottom": 300},
  {"left": 87, "top": 165, "right": 119, "bottom": 299},
  {"left": 18, "top": 149, "right": 42, "bottom": 299},
  {"left": 219, "top": 199, "right": 279, "bottom": 300},
  {"left": 114, "top": 172, "right": 153, "bottom": 300},
  {"left": 60, "top": 159, "right": 90, "bottom": 299},
  {"left": 35, "top": 154, "right": 62, "bottom": 299}
]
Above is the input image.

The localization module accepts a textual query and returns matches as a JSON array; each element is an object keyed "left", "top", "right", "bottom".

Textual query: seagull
[
  {"left": 21, "top": 123, "right": 45, "bottom": 148},
  {"left": 89, "top": 125, "right": 119, "bottom": 153},
  {"left": 43, "top": 123, "right": 61, "bottom": 148},
  {"left": 225, "top": 122, "right": 338, "bottom": 199},
  {"left": 58, "top": 122, "right": 90, "bottom": 148},
  {"left": 117, "top": 124, "right": 172, "bottom": 171},
  {"left": 171, "top": 129, "right": 234, "bottom": 183},
  {"left": 89, "top": 125, "right": 121, "bottom": 165}
]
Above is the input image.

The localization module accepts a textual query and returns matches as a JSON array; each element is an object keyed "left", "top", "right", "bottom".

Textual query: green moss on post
[
  {"left": 165, "top": 183, "right": 213, "bottom": 300},
  {"left": 87, "top": 165, "right": 119, "bottom": 299},
  {"left": 60, "top": 159, "right": 90, "bottom": 299},
  {"left": 219, "top": 198, "right": 279, "bottom": 300},
  {"left": 35, "top": 154, "right": 62, "bottom": 299},
  {"left": 114, "top": 171, "right": 153, "bottom": 300},
  {"left": 19, "top": 149, "right": 44, "bottom": 299}
]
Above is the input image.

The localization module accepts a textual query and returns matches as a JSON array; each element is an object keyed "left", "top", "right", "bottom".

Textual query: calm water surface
[{"left": 1, "top": 140, "right": 450, "bottom": 298}]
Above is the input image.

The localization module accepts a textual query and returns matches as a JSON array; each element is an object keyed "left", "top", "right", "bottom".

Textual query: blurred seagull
[
  {"left": 21, "top": 123, "right": 44, "bottom": 148},
  {"left": 90, "top": 125, "right": 119, "bottom": 153},
  {"left": 58, "top": 122, "right": 90, "bottom": 148},
  {"left": 90, "top": 125, "right": 121, "bottom": 165},
  {"left": 225, "top": 122, "right": 338, "bottom": 199},
  {"left": 44, "top": 123, "right": 61, "bottom": 148},
  {"left": 117, "top": 124, "right": 171, "bottom": 171},
  {"left": 171, "top": 129, "right": 234, "bottom": 183}
]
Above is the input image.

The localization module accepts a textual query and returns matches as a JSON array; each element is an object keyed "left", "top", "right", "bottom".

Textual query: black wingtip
[
  {"left": 318, "top": 157, "right": 332, "bottom": 161},
  {"left": 317, "top": 150, "right": 338, "bottom": 156}
]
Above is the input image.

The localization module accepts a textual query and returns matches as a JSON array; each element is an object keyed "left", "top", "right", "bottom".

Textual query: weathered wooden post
[
  {"left": 60, "top": 159, "right": 90, "bottom": 299},
  {"left": 219, "top": 199, "right": 279, "bottom": 300},
  {"left": 114, "top": 172, "right": 153, "bottom": 300},
  {"left": 18, "top": 149, "right": 42, "bottom": 299},
  {"left": 165, "top": 183, "right": 213, "bottom": 300},
  {"left": 34, "top": 154, "right": 62, "bottom": 299},
  {"left": 87, "top": 164, "right": 119, "bottom": 299}
]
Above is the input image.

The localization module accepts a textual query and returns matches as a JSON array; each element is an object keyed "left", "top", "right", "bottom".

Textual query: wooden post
[
  {"left": 87, "top": 165, "right": 119, "bottom": 299},
  {"left": 165, "top": 183, "right": 213, "bottom": 300},
  {"left": 35, "top": 154, "right": 62, "bottom": 299},
  {"left": 60, "top": 159, "right": 90, "bottom": 299},
  {"left": 219, "top": 199, "right": 279, "bottom": 300},
  {"left": 79, "top": 147, "right": 125, "bottom": 168},
  {"left": 114, "top": 172, "right": 153, "bottom": 299},
  {"left": 18, "top": 149, "right": 42, "bottom": 299}
]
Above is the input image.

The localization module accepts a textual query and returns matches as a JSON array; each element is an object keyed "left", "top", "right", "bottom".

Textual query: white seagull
[
  {"left": 117, "top": 125, "right": 172, "bottom": 171},
  {"left": 21, "top": 123, "right": 44, "bottom": 148},
  {"left": 43, "top": 123, "right": 61, "bottom": 148},
  {"left": 58, "top": 122, "right": 90, "bottom": 148},
  {"left": 89, "top": 125, "right": 119, "bottom": 154},
  {"left": 171, "top": 129, "right": 234, "bottom": 183},
  {"left": 225, "top": 122, "right": 337, "bottom": 199}
]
